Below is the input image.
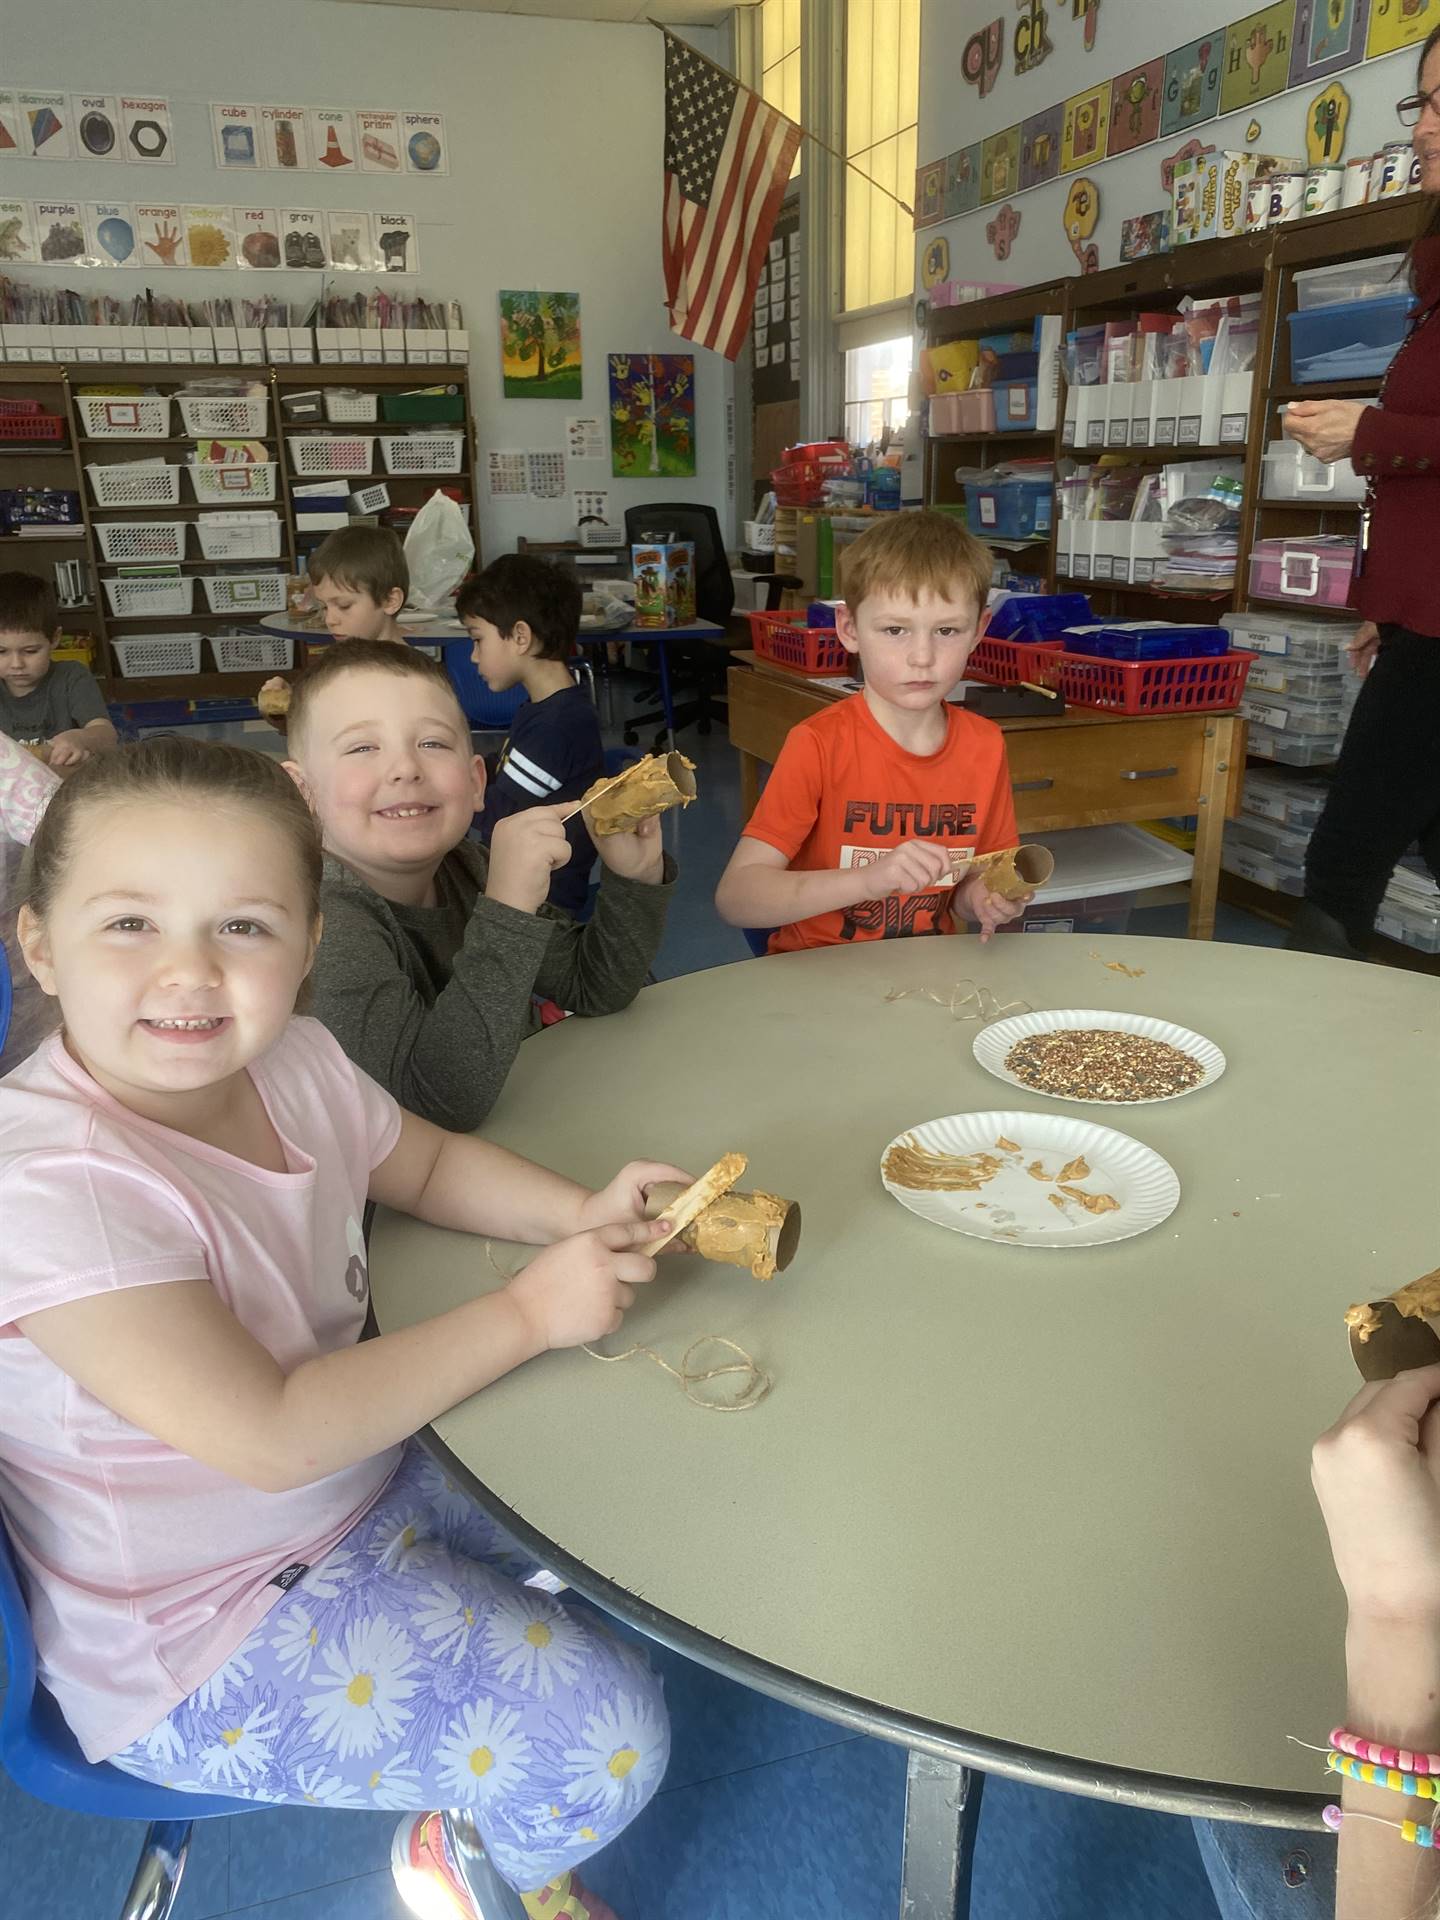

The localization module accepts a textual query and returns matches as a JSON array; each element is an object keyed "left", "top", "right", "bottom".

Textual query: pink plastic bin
[{"left": 1248, "top": 537, "right": 1358, "bottom": 610}]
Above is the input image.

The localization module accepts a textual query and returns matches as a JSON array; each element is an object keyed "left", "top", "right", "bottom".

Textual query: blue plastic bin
[
  {"left": 1287, "top": 291, "right": 1415, "bottom": 384},
  {"left": 988, "top": 592, "right": 1092, "bottom": 640},
  {"left": 963, "top": 476, "right": 1052, "bottom": 540},
  {"left": 1061, "top": 622, "right": 1230, "bottom": 661},
  {"left": 994, "top": 378, "right": 1039, "bottom": 431}
]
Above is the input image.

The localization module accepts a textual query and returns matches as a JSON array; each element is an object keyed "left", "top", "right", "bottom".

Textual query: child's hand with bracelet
[{"left": 954, "top": 867, "right": 1030, "bottom": 941}]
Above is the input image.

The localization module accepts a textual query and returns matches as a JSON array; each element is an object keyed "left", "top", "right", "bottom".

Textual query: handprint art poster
[{"left": 608, "top": 354, "right": 696, "bottom": 478}]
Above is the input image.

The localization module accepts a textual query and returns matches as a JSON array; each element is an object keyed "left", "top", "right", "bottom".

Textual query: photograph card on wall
[
  {"left": 119, "top": 97, "right": 173, "bottom": 164},
  {"left": 309, "top": 108, "right": 357, "bottom": 172},
  {"left": 1290, "top": 0, "right": 1370, "bottom": 84},
  {"left": 260, "top": 107, "right": 311, "bottom": 173},
  {"left": 0, "top": 94, "right": 21, "bottom": 156},
  {"left": 1160, "top": 33, "right": 1224, "bottom": 137},
  {"left": 134, "top": 204, "right": 186, "bottom": 268},
  {"left": 0, "top": 202, "right": 38, "bottom": 266},
  {"left": 87, "top": 202, "right": 138, "bottom": 267},
  {"left": 326, "top": 210, "right": 373, "bottom": 272},
  {"left": 358, "top": 109, "right": 403, "bottom": 173},
  {"left": 20, "top": 92, "right": 72, "bottom": 161},
  {"left": 280, "top": 208, "right": 327, "bottom": 271},
  {"left": 401, "top": 111, "right": 447, "bottom": 175},
  {"left": 184, "top": 205, "right": 237, "bottom": 269},
  {"left": 211, "top": 103, "right": 261, "bottom": 171},
  {"left": 32, "top": 200, "right": 84, "bottom": 263},
  {"left": 235, "top": 207, "right": 282, "bottom": 269},
  {"left": 73, "top": 96, "right": 122, "bottom": 162},
  {"left": 374, "top": 211, "right": 418, "bottom": 273}
]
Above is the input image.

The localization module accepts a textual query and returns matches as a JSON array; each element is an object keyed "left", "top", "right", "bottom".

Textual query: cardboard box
[
  {"left": 317, "top": 326, "right": 344, "bottom": 364},
  {"left": 446, "top": 328, "right": 470, "bottom": 362},
  {"left": 381, "top": 328, "right": 406, "bottom": 364},
  {"left": 359, "top": 329, "right": 384, "bottom": 365},
  {"left": 237, "top": 328, "right": 265, "bottom": 364},
  {"left": 1172, "top": 151, "right": 1303, "bottom": 246},
  {"left": 121, "top": 325, "right": 148, "bottom": 364},
  {"left": 631, "top": 541, "right": 696, "bottom": 629},
  {"left": 214, "top": 326, "right": 240, "bottom": 364}
]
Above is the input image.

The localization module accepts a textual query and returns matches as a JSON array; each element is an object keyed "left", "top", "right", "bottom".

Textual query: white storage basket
[
  {"left": 742, "top": 519, "right": 776, "bottom": 551},
  {"left": 177, "top": 392, "right": 270, "bottom": 437},
  {"left": 349, "top": 482, "right": 391, "bottom": 515},
  {"left": 196, "top": 513, "right": 283, "bottom": 561},
  {"left": 323, "top": 389, "right": 379, "bottom": 424},
  {"left": 211, "top": 632, "right": 295, "bottom": 673},
  {"left": 287, "top": 434, "right": 375, "bottom": 476},
  {"left": 378, "top": 432, "right": 463, "bottom": 475},
  {"left": 200, "top": 572, "right": 288, "bottom": 614},
  {"left": 76, "top": 394, "right": 172, "bottom": 439},
  {"left": 87, "top": 462, "right": 182, "bottom": 508},
  {"left": 95, "top": 520, "right": 188, "bottom": 564},
  {"left": 112, "top": 633, "right": 204, "bottom": 677},
  {"left": 103, "top": 574, "right": 197, "bottom": 619},
  {"left": 187, "top": 462, "right": 278, "bottom": 503}
]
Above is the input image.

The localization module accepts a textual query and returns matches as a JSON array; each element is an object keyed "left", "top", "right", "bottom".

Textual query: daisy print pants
[{"left": 110, "top": 1442, "right": 670, "bottom": 1891}]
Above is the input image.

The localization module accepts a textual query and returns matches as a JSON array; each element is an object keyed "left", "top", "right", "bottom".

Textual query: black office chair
[{"left": 621, "top": 503, "right": 797, "bottom": 750}]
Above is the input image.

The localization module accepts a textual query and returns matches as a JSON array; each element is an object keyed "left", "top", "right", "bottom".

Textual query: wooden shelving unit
[{"left": 0, "top": 359, "right": 479, "bottom": 706}]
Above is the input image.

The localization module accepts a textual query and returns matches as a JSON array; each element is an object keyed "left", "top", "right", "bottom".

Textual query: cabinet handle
[
  {"left": 1120, "top": 766, "right": 1179, "bottom": 781},
  {"left": 1012, "top": 777, "right": 1054, "bottom": 793}
]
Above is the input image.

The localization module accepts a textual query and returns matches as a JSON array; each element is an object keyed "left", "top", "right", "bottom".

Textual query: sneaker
[
  {"left": 391, "top": 1813, "right": 481, "bottom": 1920},
  {"left": 521, "top": 1873, "right": 619, "bottom": 1919}
]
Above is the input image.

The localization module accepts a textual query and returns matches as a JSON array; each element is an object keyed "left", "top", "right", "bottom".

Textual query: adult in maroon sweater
[{"left": 1284, "top": 27, "right": 1440, "bottom": 959}]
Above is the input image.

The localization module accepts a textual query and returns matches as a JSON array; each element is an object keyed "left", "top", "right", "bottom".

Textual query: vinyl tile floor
[{"left": 1, "top": 682, "right": 1294, "bottom": 1917}]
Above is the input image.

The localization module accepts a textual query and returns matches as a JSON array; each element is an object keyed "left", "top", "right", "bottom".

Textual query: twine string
[{"left": 884, "top": 978, "right": 1032, "bottom": 1025}]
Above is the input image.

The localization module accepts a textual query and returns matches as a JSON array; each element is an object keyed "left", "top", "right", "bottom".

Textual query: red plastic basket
[
  {"left": 0, "top": 412, "right": 64, "bottom": 442},
  {"left": 1050, "top": 646, "right": 1256, "bottom": 714},
  {"left": 770, "top": 459, "right": 830, "bottom": 507},
  {"left": 0, "top": 397, "right": 43, "bottom": 416},
  {"left": 964, "top": 634, "right": 1065, "bottom": 686},
  {"left": 747, "top": 609, "right": 851, "bottom": 676}
]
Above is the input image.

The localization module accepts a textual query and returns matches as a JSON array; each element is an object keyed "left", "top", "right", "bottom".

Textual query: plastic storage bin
[
  {"left": 0, "top": 411, "right": 64, "bottom": 442},
  {"left": 95, "top": 521, "right": 188, "bottom": 563},
  {"left": 1287, "top": 292, "right": 1415, "bottom": 384},
  {"left": 1377, "top": 899, "right": 1440, "bottom": 954},
  {"left": 1223, "top": 611, "right": 1359, "bottom": 663},
  {"left": 349, "top": 482, "right": 391, "bottom": 516},
  {"left": 323, "top": 389, "right": 379, "bottom": 424},
  {"left": 177, "top": 393, "right": 269, "bottom": 437},
  {"left": 187, "top": 461, "right": 278, "bottom": 502},
  {"left": 1226, "top": 812, "right": 1313, "bottom": 865},
  {"left": 987, "top": 593, "right": 1092, "bottom": 642},
  {"left": 994, "top": 379, "right": 1038, "bottom": 432},
  {"left": 1294, "top": 255, "right": 1406, "bottom": 308},
  {"left": 382, "top": 390, "right": 465, "bottom": 423},
  {"left": 956, "top": 389, "right": 997, "bottom": 433},
  {"left": 1240, "top": 688, "right": 1344, "bottom": 735},
  {"left": 200, "top": 572, "right": 288, "bottom": 614},
  {"left": 210, "top": 632, "right": 295, "bottom": 673},
  {"left": 196, "top": 512, "right": 283, "bottom": 561},
  {"left": 1221, "top": 840, "right": 1306, "bottom": 896},
  {"left": 1262, "top": 438, "right": 1367, "bottom": 502},
  {"left": 103, "top": 574, "right": 196, "bottom": 619},
  {"left": 1061, "top": 622, "right": 1229, "bottom": 662},
  {"left": 378, "top": 432, "right": 464, "bottom": 474},
  {"left": 87, "top": 462, "right": 182, "bottom": 508},
  {"left": 1246, "top": 657, "right": 1346, "bottom": 698},
  {"left": 76, "top": 394, "right": 171, "bottom": 439},
  {"left": 1244, "top": 720, "right": 1341, "bottom": 767},
  {"left": 1248, "top": 537, "right": 1357, "bottom": 608},
  {"left": 929, "top": 394, "right": 967, "bottom": 434},
  {"left": 963, "top": 477, "right": 1052, "bottom": 540},
  {"left": 1242, "top": 769, "right": 1330, "bottom": 830},
  {"left": 111, "top": 632, "right": 204, "bottom": 678},
  {"left": 287, "top": 435, "right": 375, "bottom": 476},
  {"left": 746, "top": 609, "right": 851, "bottom": 676}
]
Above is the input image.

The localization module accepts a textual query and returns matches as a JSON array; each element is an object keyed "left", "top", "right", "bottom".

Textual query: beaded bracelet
[
  {"left": 1324, "top": 1803, "right": 1439, "bottom": 1849},
  {"left": 1329, "top": 1751, "right": 1440, "bottom": 1802},
  {"left": 1331, "top": 1727, "right": 1440, "bottom": 1777}
]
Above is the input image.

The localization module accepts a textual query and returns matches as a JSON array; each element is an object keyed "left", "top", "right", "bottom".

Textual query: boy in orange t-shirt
[{"left": 715, "top": 511, "right": 1027, "bottom": 952}]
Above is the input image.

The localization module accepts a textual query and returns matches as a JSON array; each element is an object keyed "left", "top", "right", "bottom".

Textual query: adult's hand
[
  {"left": 1345, "top": 623, "right": 1380, "bottom": 679},
  {"left": 1284, "top": 399, "right": 1368, "bottom": 465}
]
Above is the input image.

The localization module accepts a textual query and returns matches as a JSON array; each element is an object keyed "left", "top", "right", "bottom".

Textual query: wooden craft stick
[
  {"left": 558, "top": 765, "right": 633, "bottom": 824},
  {"left": 649, "top": 1153, "right": 748, "bottom": 1255},
  {"left": 1020, "top": 680, "right": 1060, "bottom": 699}
]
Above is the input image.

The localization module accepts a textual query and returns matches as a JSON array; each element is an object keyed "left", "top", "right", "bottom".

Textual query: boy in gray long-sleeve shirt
[{"left": 285, "top": 639, "right": 674, "bottom": 1130}]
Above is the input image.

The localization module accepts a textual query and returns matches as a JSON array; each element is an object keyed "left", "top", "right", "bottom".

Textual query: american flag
[{"left": 662, "top": 33, "right": 802, "bottom": 362}]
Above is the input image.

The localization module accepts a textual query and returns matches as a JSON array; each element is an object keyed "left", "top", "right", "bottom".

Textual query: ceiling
[{"left": 333, "top": 0, "right": 749, "bottom": 20}]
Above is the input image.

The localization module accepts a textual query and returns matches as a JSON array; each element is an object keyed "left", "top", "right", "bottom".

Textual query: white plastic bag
[{"left": 403, "top": 491, "right": 474, "bottom": 612}]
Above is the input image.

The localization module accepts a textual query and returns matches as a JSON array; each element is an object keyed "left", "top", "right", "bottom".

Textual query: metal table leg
[
  {"left": 441, "top": 1811, "right": 528, "bottom": 1919},
  {"left": 656, "top": 642, "right": 677, "bottom": 750},
  {"left": 900, "top": 1752, "right": 986, "bottom": 1920}
]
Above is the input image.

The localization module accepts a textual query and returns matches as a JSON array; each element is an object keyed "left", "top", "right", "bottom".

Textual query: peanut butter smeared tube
[
  {"left": 1345, "top": 1268, "right": 1440, "bottom": 1379},
  {"left": 566, "top": 751, "right": 697, "bottom": 836},
  {"left": 643, "top": 1161, "right": 801, "bottom": 1282},
  {"left": 948, "top": 843, "right": 1055, "bottom": 901}
]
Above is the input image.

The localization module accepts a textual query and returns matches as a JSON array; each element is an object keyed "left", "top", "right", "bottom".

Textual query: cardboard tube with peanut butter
[
  {"left": 1345, "top": 1268, "right": 1440, "bottom": 1380},
  {"left": 645, "top": 1179, "right": 802, "bottom": 1281},
  {"left": 575, "top": 751, "right": 697, "bottom": 837},
  {"left": 949, "top": 843, "right": 1055, "bottom": 901}
]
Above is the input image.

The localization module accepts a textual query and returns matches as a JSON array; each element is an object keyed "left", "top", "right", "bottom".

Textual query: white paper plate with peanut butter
[
  {"left": 973, "top": 1009, "right": 1226, "bottom": 1106},
  {"left": 880, "top": 1109, "right": 1180, "bottom": 1249}
]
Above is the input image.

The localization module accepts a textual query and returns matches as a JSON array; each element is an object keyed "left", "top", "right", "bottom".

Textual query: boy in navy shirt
[{"left": 458, "top": 553, "right": 604, "bottom": 917}]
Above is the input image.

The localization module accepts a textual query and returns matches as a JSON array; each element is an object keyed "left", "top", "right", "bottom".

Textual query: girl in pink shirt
[{"left": 0, "top": 737, "right": 687, "bottom": 1920}]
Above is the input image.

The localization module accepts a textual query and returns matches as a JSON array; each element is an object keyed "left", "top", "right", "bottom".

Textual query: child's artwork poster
[
  {"left": 1108, "top": 57, "right": 1164, "bottom": 155},
  {"left": 0, "top": 202, "right": 38, "bottom": 266},
  {"left": 184, "top": 205, "right": 237, "bottom": 269},
  {"left": 279, "top": 208, "right": 327, "bottom": 270},
  {"left": 87, "top": 202, "right": 138, "bottom": 267},
  {"left": 234, "top": 207, "right": 282, "bottom": 269},
  {"left": 1160, "top": 34, "right": 1224, "bottom": 137},
  {"left": 499, "top": 291, "right": 583, "bottom": 399},
  {"left": 913, "top": 160, "right": 945, "bottom": 226},
  {"left": 211, "top": 104, "right": 261, "bottom": 171},
  {"left": 401, "top": 111, "right": 448, "bottom": 175},
  {"left": 945, "top": 145, "right": 982, "bottom": 215},
  {"left": 73, "top": 96, "right": 122, "bottom": 162},
  {"left": 1061, "top": 83, "right": 1111, "bottom": 172},
  {"left": 1020, "top": 107, "right": 1063, "bottom": 190},
  {"left": 1290, "top": 0, "right": 1370, "bottom": 83},
  {"left": 134, "top": 205, "right": 187, "bottom": 269},
  {"left": 981, "top": 126, "right": 1021, "bottom": 203},
  {"left": 260, "top": 106, "right": 311, "bottom": 173},
  {"left": 19, "top": 92, "right": 72, "bottom": 161},
  {"left": 608, "top": 354, "right": 695, "bottom": 478},
  {"left": 1220, "top": 2, "right": 1297, "bottom": 115},
  {"left": 309, "top": 108, "right": 357, "bottom": 172},
  {"left": 1367, "top": 0, "right": 1438, "bottom": 59},
  {"left": 33, "top": 200, "right": 85, "bottom": 263},
  {"left": 374, "top": 210, "right": 418, "bottom": 272},
  {"left": 358, "top": 109, "right": 402, "bottom": 173},
  {"left": 119, "top": 97, "right": 174, "bottom": 164}
]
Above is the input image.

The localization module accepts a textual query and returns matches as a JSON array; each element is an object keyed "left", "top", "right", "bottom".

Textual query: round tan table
[{"left": 370, "top": 935, "right": 1438, "bottom": 1912}]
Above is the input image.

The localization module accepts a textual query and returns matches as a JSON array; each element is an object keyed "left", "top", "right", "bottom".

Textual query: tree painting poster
[
  {"left": 498, "top": 290, "right": 582, "bottom": 398},
  {"left": 608, "top": 353, "right": 696, "bottom": 478}
]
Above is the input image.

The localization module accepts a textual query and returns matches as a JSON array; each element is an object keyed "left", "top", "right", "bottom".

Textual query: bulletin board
[{"left": 752, "top": 198, "right": 800, "bottom": 405}]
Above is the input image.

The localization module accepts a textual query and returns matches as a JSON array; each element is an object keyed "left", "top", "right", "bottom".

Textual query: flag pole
[{"left": 647, "top": 18, "right": 916, "bottom": 219}]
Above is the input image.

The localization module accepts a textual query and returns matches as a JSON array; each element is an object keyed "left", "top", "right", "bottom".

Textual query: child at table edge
[
  {"left": 284, "top": 639, "right": 674, "bottom": 1131},
  {"left": 0, "top": 572, "right": 117, "bottom": 773},
  {"left": 258, "top": 525, "right": 411, "bottom": 726},
  {"left": 714, "top": 511, "right": 1027, "bottom": 952},
  {"left": 0, "top": 736, "right": 680, "bottom": 1919}
]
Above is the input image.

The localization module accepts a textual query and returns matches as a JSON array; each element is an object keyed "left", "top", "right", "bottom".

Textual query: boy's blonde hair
[
  {"left": 840, "top": 511, "right": 992, "bottom": 617},
  {"left": 308, "top": 526, "right": 409, "bottom": 603}
]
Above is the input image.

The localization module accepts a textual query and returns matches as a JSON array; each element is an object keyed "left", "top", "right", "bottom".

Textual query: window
[
  {"left": 844, "top": 335, "right": 913, "bottom": 449},
  {"left": 844, "top": 0, "right": 920, "bottom": 313},
  {"left": 761, "top": 0, "right": 801, "bottom": 180}
]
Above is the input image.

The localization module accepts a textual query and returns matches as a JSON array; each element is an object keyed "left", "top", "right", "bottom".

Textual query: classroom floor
[{"left": 0, "top": 679, "right": 1293, "bottom": 1919}]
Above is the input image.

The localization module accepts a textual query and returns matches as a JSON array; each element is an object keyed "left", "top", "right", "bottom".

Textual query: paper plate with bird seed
[{"left": 973, "top": 1009, "right": 1225, "bottom": 1106}]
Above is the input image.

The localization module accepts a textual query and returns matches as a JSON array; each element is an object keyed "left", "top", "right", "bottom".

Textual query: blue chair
[
  {"left": 0, "top": 941, "right": 11, "bottom": 1057},
  {"left": 0, "top": 1513, "right": 253, "bottom": 1919},
  {"left": 741, "top": 928, "right": 777, "bottom": 958},
  {"left": 441, "top": 640, "right": 529, "bottom": 731}
]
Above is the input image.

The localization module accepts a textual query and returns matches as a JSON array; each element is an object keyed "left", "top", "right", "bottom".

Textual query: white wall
[
  {"left": 5, "top": 0, "right": 734, "bottom": 558},
  {"left": 917, "top": 0, "right": 1423, "bottom": 294}
]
